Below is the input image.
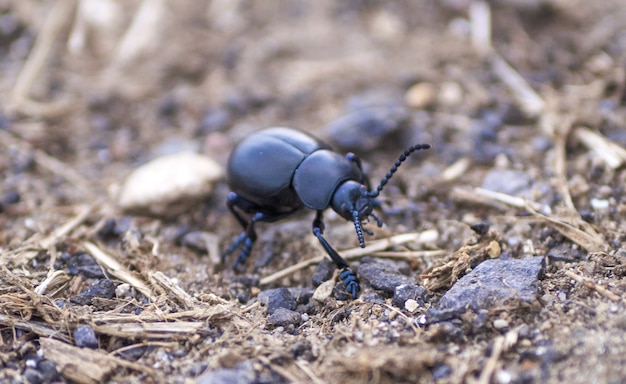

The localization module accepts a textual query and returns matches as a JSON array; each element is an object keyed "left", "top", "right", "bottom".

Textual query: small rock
[
  {"left": 117, "top": 152, "right": 223, "bottom": 216},
  {"left": 311, "top": 258, "right": 334, "bottom": 287},
  {"left": 438, "top": 81, "right": 463, "bottom": 107},
  {"left": 70, "top": 279, "right": 118, "bottom": 305},
  {"left": 257, "top": 288, "right": 296, "bottom": 315},
  {"left": 470, "top": 222, "right": 490, "bottom": 235},
  {"left": 493, "top": 318, "right": 509, "bottom": 330},
  {"left": 73, "top": 325, "right": 98, "bottom": 349},
  {"left": 358, "top": 261, "right": 412, "bottom": 293},
  {"left": 267, "top": 307, "right": 302, "bottom": 327},
  {"left": 37, "top": 359, "right": 60, "bottom": 383},
  {"left": 312, "top": 279, "right": 336, "bottom": 303},
  {"left": 198, "top": 108, "right": 231, "bottom": 133},
  {"left": 435, "top": 257, "right": 545, "bottom": 314},
  {"left": 590, "top": 198, "right": 609, "bottom": 211},
  {"left": 326, "top": 104, "right": 409, "bottom": 151},
  {"left": 482, "top": 169, "right": 532, "bottom": 196},
  {"left": 180, "top": 231, "right": 217, "bottom": 253},
  {"left": 404, "top": 299, "right": 419, "bottom": 313},
  {"left": 195, "top": 362, "right": 256, "bottom": 384},
  {"left": 287, "top": 287, "right": 314, "bottom": 305},
  {"left": 115, "top": 283, "right": 131, "bottom": 298},
  {"left": 392, "top": 283, "right": 426, "bottom": 308},
  {"left": 66, "top": 252, "right": 104, "bottom": 278},
  {"left": 405, "top": 82, "right": 437, "bottom": 109}
]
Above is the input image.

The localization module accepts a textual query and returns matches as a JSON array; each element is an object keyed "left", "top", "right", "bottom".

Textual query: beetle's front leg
[{"left": 312, "top": 210, "right": 360, "bottom": 299}]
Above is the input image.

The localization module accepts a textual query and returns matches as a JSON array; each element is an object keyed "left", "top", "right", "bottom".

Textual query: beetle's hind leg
[
  {"left": 222, "top": 193, "right": 299, "bottom": 270},
  {"left": 221, "top": 193, "right": 261, "bottom": 269},
  {"left": 312, "top": 210, "right": 360, "bottom": 298}
]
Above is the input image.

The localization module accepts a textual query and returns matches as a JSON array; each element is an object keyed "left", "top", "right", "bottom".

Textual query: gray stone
[
  {"left": 267, "top": 308, "right": 302, "bottom": 327},
  {"left": 257, "top": 288, "right": 296, "bottom": 315},
  {"left": 358, "top": 261, "right": 412, "bottom": 293},
  {"left": 73, "top": 325, "right": 98, "bottom": 349},
  {"left": 392, "top": 284, "right": 426, "bottom": 308},
  {"left": 482, "top": 169, "right": 532, "bottom": 196},
  {"left": 436, "top": 257, "right": 545, "bottom": 313}
]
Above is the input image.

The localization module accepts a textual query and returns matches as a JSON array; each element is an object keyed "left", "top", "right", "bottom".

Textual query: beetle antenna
[
  {"left": 353, "top": 211, "right": 366, "bottom": 248},
  {"left": 369, "top": 144, "right": 431, "bottom": 198}
]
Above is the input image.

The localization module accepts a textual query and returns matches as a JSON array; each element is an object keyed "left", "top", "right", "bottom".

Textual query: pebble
[
  {"left": 267, "top": 307, "right": 302, "bottom": 327},
  {"left": 326, "top": 104, "right": 409, "bottom": 151},
  {"left": 482, "top": 169, "right": 532, "bottom": 196},
  {"left": 434, "top": 257, "right": 545, "bottom": 314},
  {"left": 358, "top": 261, "right": 413, "bottom": 293},
  {"left": 404, "top": 299, "right": 419, "bottom": 313},
  {"left": 195, "top": 362, "right": 256, "bottom": 384},
  {"left": 66, "top": 252, "right": 105, "bottom": 278},
  {"left": 392, "top": 283, "right": 426, "bottom": 308},
  {"left": 73, "top": 325, "right": 99, "bottom": 349},
  {"left": 70, "top": 279, "right": 118, "bottom": 306},
  {"left": 311, "top": 258, "right": 334, "bottom": 287},
  {"left": 405, "top": 82, "right": 437, "bottom": 109},
  {"left": 257, "top": 288, "right": 296, "bottom": 315},
  {"left": 493, "top": 318, "right": 509, "bottom": 330},
  {"left": 117, "top": 152, "right": 223, "bottom": 216},
  {"left": 590, "top": 198, "right": 609, "bottom": 210}
]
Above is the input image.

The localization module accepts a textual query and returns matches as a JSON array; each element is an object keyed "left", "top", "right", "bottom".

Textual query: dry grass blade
[
  {"left": 149, "top": 271, "right": 196, "bottom": 309},
  {"left": 260, "top": 230, "right": 438, "bottom": 285},
  {"left": 0, "top": 314, "right": 70, "bottom": 342},
  {"left": 92, "top": 321, "right": 207, "bottom": 339},
  {"left": 40, "top": 337, "right": 156, "bottom": 384},
  {"left": 475, "top": 327, "right": 520, "bottom": 384},
  {"left": 525, "top": 205, "right": 607, "bottom": 254},
  {"left": 574, "top": 127, "right": 626, "bottom": 169},
  {"left": 565, "top": 270, "right": 620, "bottom": 302},
  {"left": 450, "top": 186, "right": 549, "bottom": 213},
  {"left": 9, "top": 0, "right": 75, "bottom": 117},
  {"left": 83, "top": 242, "right": 155, "bottom": 301},
  {"left": 490, "top": 52, "right": 545, "bottom": 117}
]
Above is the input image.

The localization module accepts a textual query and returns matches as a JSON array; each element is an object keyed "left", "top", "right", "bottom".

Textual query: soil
[{"left": 1, "top": 1, "right": 626, "bottom": 383}]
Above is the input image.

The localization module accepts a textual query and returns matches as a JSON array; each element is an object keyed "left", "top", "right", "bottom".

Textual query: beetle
[{"left": 221, "top": 127, "right": 430, "bottom": 298}]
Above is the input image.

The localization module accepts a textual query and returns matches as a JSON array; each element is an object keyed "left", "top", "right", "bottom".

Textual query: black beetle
[{"left": 222, "top": 127, "right": 430, "bottom": 298}]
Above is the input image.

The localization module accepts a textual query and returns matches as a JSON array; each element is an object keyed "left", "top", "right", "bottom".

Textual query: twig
[
  {"left": 149, "top": 271, "right": 196, "bottom": 309},
  {"left": 551, "top": 116, "right": 576, "bottom": 210},
  {"left": 295, "top": 361, "right": 326, "bottom": 384},
  {"left": 525, "top": 204, "right": 607, "bottom": 254},
  {"left": 450, "top": 186, "right": 549, "bottom": 214},
  {"left": 83, "top": 242, "right": 155, "bottom": 301},
  {"left": 476, "top": 327, "right": 520, "bottom": 384},
  {"left": 440, "top": 157, "right": 471, "bottom": 182},
  {"left": 0, "top": 314, "right": 70, "bottom": 342},
  {"left": 469, "top": 0, "right": 491, "bottom": 55},
  {"left": 565, "top": 270, "right": 620, "bottom": 302},
  {"left": 574, "top": 127, "right": 626, "bottom": 169},
  {"left": 9, "top": 0, "right": 75, "bottom": 117},
  {"left": 372, "top": 250, "right": 447, "bottom": 260},
  {"left": 259, "top": 230, "right": 438, "bottom": 285},
  {"left": 490, "top": 52, "right": 545, "bottom": 117}
]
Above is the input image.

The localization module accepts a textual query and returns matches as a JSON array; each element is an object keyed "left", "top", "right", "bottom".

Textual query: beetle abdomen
[{"left": 293, "top": 149, "right": 364, "bottom": 210}]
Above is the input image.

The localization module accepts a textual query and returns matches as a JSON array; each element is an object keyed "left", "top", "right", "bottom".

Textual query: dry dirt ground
[{"left": 2, "top": 1, "right": 626, "bottom": 383}]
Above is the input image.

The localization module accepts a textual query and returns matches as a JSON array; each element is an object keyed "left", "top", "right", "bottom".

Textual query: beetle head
[
  {"left": 331, "top": 180, "right": 382, "bottom": 248},
  {"left": 331, "top": 143, "right": 431, "bottom": 248}
]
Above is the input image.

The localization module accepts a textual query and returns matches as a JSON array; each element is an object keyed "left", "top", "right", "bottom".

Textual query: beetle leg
[
  {"left": 223, "top": 207, "right": 301, "bottom": 269},
  {"left": 312, "top": 210, "right": 360, "bottom": 299},
  {"left": 226, "top": 192, "right": 252, "bottom": 229}
]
